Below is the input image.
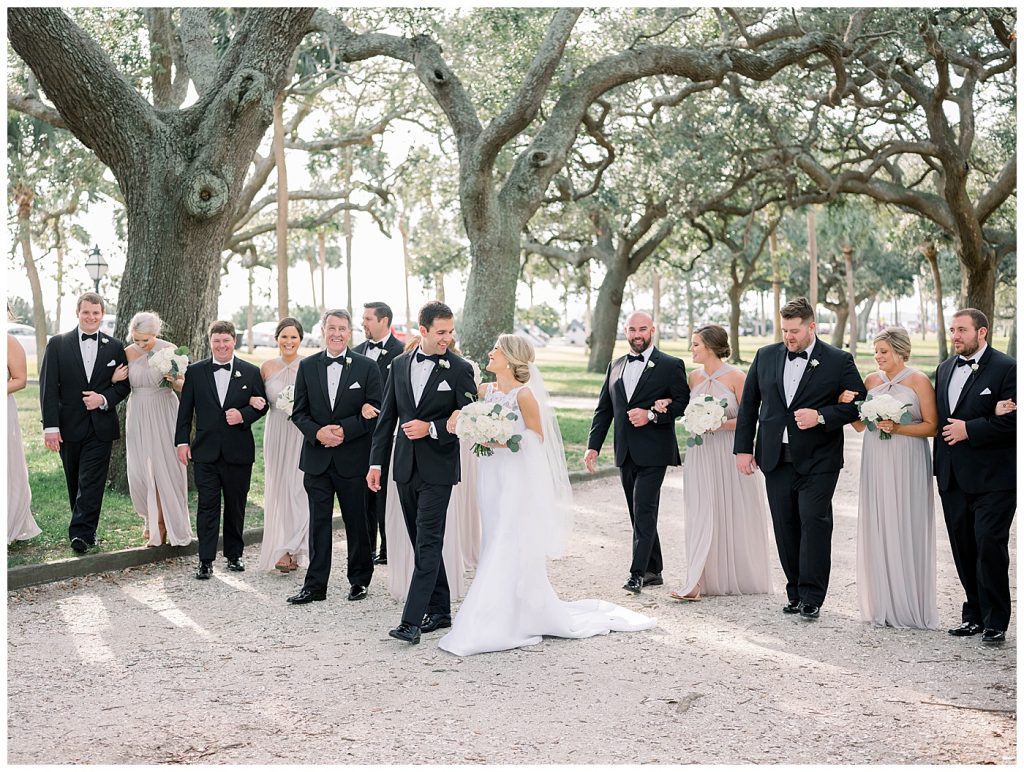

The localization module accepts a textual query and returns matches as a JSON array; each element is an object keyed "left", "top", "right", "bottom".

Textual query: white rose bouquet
[
  {"left": 454, "top": 400, "right": 522, "bottom": 456},
  {"left": 856, "top": 393, "right": 912, "bottom": 440},
  {"left": 149, "top": 345, "right": 190, "bottom": 389},
  {"left": 275, "top": 384, "right": 295, "bottom": 417},
  {"left": 682, "top": 394, "right": 729, "bottom": 447}
]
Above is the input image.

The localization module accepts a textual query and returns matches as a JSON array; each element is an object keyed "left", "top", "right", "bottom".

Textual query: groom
[
  {"left": 367, "top": 301, "right": 476, "bottom": 644},
  {"left": 934, "top": 308, "right": 1016, "bottom": 644},
  {"left": 734, "top": 297, "right": 865, "bottom": 621},
  {"left": 585, "top": 311, "right": 690, "bottom": 593}
]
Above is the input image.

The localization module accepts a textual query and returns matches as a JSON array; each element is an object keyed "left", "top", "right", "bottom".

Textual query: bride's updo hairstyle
[
  {"left": 496, "top": 333, "right": 534, "bottom": 384},
  {"left": 129, "top": 311, "right": 163, "bottom": 337}
]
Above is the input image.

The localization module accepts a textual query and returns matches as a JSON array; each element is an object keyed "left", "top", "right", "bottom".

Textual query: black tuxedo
[
  {"left": 369, "top": 349, "right": 476, "bottom": 626},
  {"left": 587, "top": 347, "right": 690, "bottom": 577},
  {"left": 291, "top": 350, "right": 382, "bottom": 593},
  {"left": 174, "top": 357, "right": 268, "bottom": 562},
  {"left": 734, "top": 339, "right": 865, "bottom": 607},
  {"left": 353, "top": 334, "right": 404, "bottom": 558},
  {"left": 39, "top": 328, "right": 131, "bottom": 544},
  {"left": 933, "top": 345, "right": 1016, "bottom": 631}
]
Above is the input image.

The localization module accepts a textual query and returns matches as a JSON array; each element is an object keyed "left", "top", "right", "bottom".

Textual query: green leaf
[
  {"left": 174, "top": 346, "right": 189, "bottom": 356},
  {"left": 507, "top": 434, "right": 522, "bottom": 452},
  {"left": 899, "top": 412, "right": 913, "bottom": 425}
]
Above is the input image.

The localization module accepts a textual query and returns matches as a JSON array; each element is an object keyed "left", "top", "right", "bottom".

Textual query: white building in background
[{"left": 564, "top": 319, "right": 587, "bottom": 345}]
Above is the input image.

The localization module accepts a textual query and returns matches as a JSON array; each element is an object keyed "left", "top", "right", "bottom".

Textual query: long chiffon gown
[
  {"left": 679, "top": 365, "right": 773, "bottom": 596},
  {"left": 8, "top": 391, "right": 41, "bottom": 544},
  {"left": 856, "top": 368, "right": 939, "bottom": 629},
  {"left": 256, "top": 358, "right": 310, "bottom": 572},
  {"left": 439, "top": 383, "right": 656, "bottom": 657},
  {"left": 125, "top": 343, "right": 193, "bottom": 546}
]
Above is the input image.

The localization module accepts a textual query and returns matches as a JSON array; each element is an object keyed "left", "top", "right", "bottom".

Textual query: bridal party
[{"left": 8, "top": 291, "right": 1016, "bottom": 655}]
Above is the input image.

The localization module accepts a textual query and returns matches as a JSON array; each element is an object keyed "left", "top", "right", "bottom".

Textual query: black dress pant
[
  {"left": 763, "top": 455, "right": 839, "bottom": 607},
  {"left": 940, "top": 471, "right": 1016, "bottom": 632},
  {"left": 194, "top": 460, "right": 252, "bottom": 562},
  {"left": 60, "top": 429, "right": 113, "bottom": 544},
  {"left": 397, "top": 468, "right": 453, "bottom": 627},
  {"left": 619, "top": 456, "right": 667, "bottom": 577},
  {"left": 365, "top": 459, "right": 389, "bottom": 558},
  {"left": 302, "top": 470, "right": 374, "bottom": 593}
]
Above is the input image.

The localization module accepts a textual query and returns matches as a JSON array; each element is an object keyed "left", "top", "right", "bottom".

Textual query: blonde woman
[
  {"left": 113, "top": 311, "right": 193, "bottom": 546},
  {"left": 8, "top": 305, "right": 41, "bottom": 544}
]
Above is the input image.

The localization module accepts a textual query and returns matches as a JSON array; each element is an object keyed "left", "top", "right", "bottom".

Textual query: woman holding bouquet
[
  {"left": 253, "top": 318, "right": 309, "bottom": 572},
  {"left": 839, "top": 326, "right": 939, "bottom": 629},
  {"left": 115, "top": 311, "right": 192, "bottom": 546},
  {"left": 666, "top": 325, "right": 773, "bottom": 600}
]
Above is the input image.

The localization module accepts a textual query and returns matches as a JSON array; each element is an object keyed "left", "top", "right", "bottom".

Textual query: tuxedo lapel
[
  {"left": 204, "top": 361, "right": 221, "bottom": 406},
  {"left": 629, "top": 348, "right": 659, "bottom": 405},
  {"left": 405, "top": 353, "right": 417, "bottom": 407},
  {"left": 937, "top": 359, "right": 954, "bottom": 416},
  {"left": 335, "top": 356, "right": 356, "bottom": 411},
  {"left": 89, "top": 337, "right": 115, "bottom": 387},
  {"left": 316, "top": 352, "right": 332, "bottom": 411},
  {"left": 419, "top": 361, "right": 447, "bottom": 410},
  {"left": 613, "top": 356, "right": 628, "bottom": 402},
  {"left": 67, "top": 331, "right": 90, "bottom": 387},
  {"left": 775, "top": 344, "right": 788, "bottom": 405},
  {"left": 790, "top": 348, "right": 820, "bottom": 406},
  {"left": 952, "top": 348, "right": 990, "bottom": 415},
  {"left": 223, "top": 363, "right": 244, "bottom": 406}
]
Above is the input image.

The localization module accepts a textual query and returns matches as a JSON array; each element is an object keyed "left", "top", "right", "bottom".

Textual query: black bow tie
[
  {"left": 325, "top": 354, "right": 346, "bottom": 366},
  {"left": 366, "top": 340, "right": 384, "bottom": 349},
  {"left": 955, "top": 357, "right": 977, "bottom": 368},
  {"left": 416, "top": 352, "right": 441, "bottom": 364},
  {"left": 626, "top": 353, "right": 644, "bottom": 363},
  {"left": 212, "top": 362, "right": 232, "bottom": 371},
  {"left": 787, "top": 350, "right": 808, "bottom": 361},
  {"left": 81, "top": 332, "right": 98, "bottom": 342}
]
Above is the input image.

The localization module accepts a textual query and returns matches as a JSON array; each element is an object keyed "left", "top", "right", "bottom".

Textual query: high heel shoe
[
  {"left": 275, "top": 554, "right": 294, "bottom": 572},
  {"left": 670, "top": 589, "right": 701, "bottom": 601}
]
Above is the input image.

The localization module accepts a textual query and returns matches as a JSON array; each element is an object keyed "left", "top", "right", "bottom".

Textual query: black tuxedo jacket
[
  {"left": 734, "top": 339, "right": 865, "bottom": 475},
  {"left": 174, "top": 357, "right": 268, "bottom": 464},
  {"left": 933, "top": 346, "right": 1016, "bottom": 493},
  {"left": 369, "top": 350, "right": 476, "bottom": 485},
  {"left": 587, "top": 347, "right": 690, "bottom": 468},
  {"left": 354, "top": 335, "right": 404, "bottom": 387},
  {"left": 39, "top": 328, "right": 131, "bottom": 442},
  {"left": 291, "top": 350, "right": 382, "bottom": 477}
]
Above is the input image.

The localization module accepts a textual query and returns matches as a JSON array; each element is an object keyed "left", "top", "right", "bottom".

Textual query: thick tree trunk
[
  {"left": 960, "top": 256, "right": 998, "bottom": 326},
  {"left": 274, "top": 94, "right": 289, "bottom": 319},
  {"left": 726, "top": 285, "right": 746, "bottom": 365},
  {"left": 828, "top": 305, "right": 848, "bottom": 348},
  {"left": 651, "top": 269, "right": 661, "bottom": 348},
  {"left": 587, "top": 264, "right": 629, "bottom": 373},
  {"left": 770, "top": 227, "right": 782, "bottom": 342},
  {"left": 434, "top": 273, "right": 446, "bottom": 303},
  {"left": 843, "top": 245, "right": 856, "bottom": 355},
  {"left": 858, "top": 293, "right": 875, "bottom": 341},
  {"left": 807, "top": 207, "right": 818, "bottom": 313},
  {"left": 1008, "top": 316, "right": 1016, "bottom": 359},
  {"left": 924, "top": 248, "right": 948, "bottom": 361},
  {"left": 458, "top": 217, "right": 521, "bottom": 366},
  {"left": 14, "top": 186, "right": 49, "bottom": 362}
]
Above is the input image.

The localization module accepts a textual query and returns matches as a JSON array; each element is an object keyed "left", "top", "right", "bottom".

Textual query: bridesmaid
[
  {"left": 7, "top": 306, "right": 41, "bottom": 544},
  {"left": 664, "top": 324, "right": 773, "bottom": 600},
  {"left": 839, "top": 326, "right": 939, "bottom": 629},
  {"left": 254, "top": 318, "right": 310, "bottom": 573},
  {"left": 116, "top": 312, "right": 193, "bottom": 546}
]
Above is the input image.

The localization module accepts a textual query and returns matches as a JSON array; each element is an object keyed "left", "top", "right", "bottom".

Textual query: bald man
[{"left": 585, "top": 311, "right": 690, "bottom": 593}]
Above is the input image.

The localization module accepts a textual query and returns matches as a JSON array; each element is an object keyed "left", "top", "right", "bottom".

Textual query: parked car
[
  {"left": 390, "top": 324, "right": 410, "bottom": 344},
  {"left": 241, "top": 322, "right": 279, "bottom": 349},
  {"left": 7, "top": 322, "right": 49, "bottom": 357}
]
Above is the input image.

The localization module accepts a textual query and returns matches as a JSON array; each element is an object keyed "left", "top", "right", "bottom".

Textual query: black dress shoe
[
  {"left": 981, "top": 629, "right": 1006, "bottom": 644},
  {"left": 420, "top": 613, "right": 452, "bottom": 633},
  {"left": 623, "top": 575, "right": 643, "bottom": 593},
  {"left": 70, "top": 537, "right": 89, "bottom": 554},
  {"left": 799, "top": 604, "right": 820, "bottom": 620},
  {"left": 347, "top": 585, "right": 368, "bottom": 601},
  {"left": 948, "top": 621, "right": 984, "bottom": 637},
  {"left": 373, "top": 554, "right": 388, "bottom": 565},
  {"left": 643, "top": 572, "right": 664, "bottom": 587},
  {"left": 782, "top": 600, "right": 801, "bottom": 614},
  {"left": 195, "top": 560, "right": 213, "bottom": 580},
  {"left": 388, "top": 623, "right": 421, "bottom": 644},
  {"left": 225, "top": 557, "right": 245, "bottom": 572},
  {"left": 287, "top": 588, "right": 327, "bottom": 604}
]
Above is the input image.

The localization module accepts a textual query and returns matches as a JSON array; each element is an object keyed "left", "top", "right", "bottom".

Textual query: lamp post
[{"left": 84, "top": 244, "right": 108, "bottom": 294}]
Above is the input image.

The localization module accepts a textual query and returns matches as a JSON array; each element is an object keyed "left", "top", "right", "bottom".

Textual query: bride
[{"left": 438, "top": 334, "right": 656, "bottom": 657}]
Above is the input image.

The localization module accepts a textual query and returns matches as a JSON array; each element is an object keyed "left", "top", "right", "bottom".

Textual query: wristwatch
[
  {"left": 647, "top": 410, "right": 656, "bottom": 423},
  {"left": 816, "top": 412, "right": 825, "bottom": 425}
]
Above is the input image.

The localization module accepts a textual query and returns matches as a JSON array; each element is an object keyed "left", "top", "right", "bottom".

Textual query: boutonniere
[
  {"left": 101, "top": 337, "right": 109, "bottom": 345},
  {"left": 438, "top": 359, "right": 450, "bottom": 369},
  {"left": 646, "top": 360, "right": 655, "bottom": 370},
  {"left": 809, "top": 359, "right": 820, "bottom": 369},
  {"left": 345, "top": 356, "right": 352, "bottom": 366},
  {"left": 970, "top": 363, "right": 979, "bottom": 373},
  {"left": 233, "top": 370, "right": 241, "bottom": 379},
  {"left": 379, "top": 349, "right": 388, "bottom": 357}
]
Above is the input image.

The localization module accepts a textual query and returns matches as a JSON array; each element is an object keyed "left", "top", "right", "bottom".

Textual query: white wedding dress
[{"left": 439, "top": 378, "right": 656, "bottom": 657}]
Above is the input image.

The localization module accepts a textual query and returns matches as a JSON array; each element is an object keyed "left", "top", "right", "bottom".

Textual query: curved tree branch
[
  {"left": 178, "top": 8, "right": 219, "bottom": 98},
  {"left": 7, "top": 92, "right": 67, "bottom": 128}
]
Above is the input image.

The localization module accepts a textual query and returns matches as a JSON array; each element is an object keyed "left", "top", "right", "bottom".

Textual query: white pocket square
[
  {"left": 242, "top": 385, "right": 248, "bottom": 390},
  {"left": 980, "top": 387, "right": 992, "bottom": 395},
  {"left": 349, "top": 381, "right": 361, "bottom": 389},
  {"left": 107, "top": 360, "right": 116, "bottom": 366},
  {"left": 437, "top": 381, "right": 452, "bottom": 392}
]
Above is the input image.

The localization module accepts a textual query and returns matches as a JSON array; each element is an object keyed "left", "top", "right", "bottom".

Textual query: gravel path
[{"left": 7, "top": 428, "right": 1016, "bottom": 764}]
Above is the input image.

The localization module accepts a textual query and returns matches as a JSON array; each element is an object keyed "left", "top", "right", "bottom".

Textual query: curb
[{"left": 7, "top": 466, "right": 621, "bottom": 591}]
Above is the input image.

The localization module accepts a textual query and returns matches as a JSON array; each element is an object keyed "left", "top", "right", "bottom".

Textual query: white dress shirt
[
  {"left": 326, "top": 349, "right": 347, "bottom": 406},
  {"left": 947, "top": 343, "right": 986, "bottom": 412},
  {"left": 411, "top": 347, "right": 437, "bottom": 406},
  {"left": 782, "top": 337, "right": 817, "bottom": 444},
  {"left": 364, "top": 334, "right": 391, "bottom": 362},
  {"left": 212, "top": 357, "right": 234, "bottom": 406},
  {"left": 623, "top": 344, "right": 653, "bottom": 401}
]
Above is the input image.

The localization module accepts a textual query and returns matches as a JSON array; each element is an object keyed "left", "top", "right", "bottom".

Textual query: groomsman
[
  {"left": 585, "top": 311, "right": 690, "bottom": 593},
  {"left": 734, "top": 297, "right": 865, "bottom": 620},
  {"left": 354, "top": 301, "right": 404, "bottom": 565},
  {"left": 39, "top": 292, "right": 131, "bottom": 553},
  {"left": 175, "top": 320, "right": 268, "bottom": 579},
  {"left": 934, "top": 309, "right": 1016, "bottom": 644},
  {"left": 288, "top": 309, "right": 381, "bottom": 604},
  {"left": 367, "top": 301, "right": 476, "bottom": 644}
]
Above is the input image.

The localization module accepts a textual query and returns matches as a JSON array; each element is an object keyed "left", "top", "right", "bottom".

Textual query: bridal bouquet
[
  {"left": 275, "top": 384, "right": 295, "bottom": 417},
  {"left": 682, "top": 394, "right": 729, "bottom": 447},
  {"left": 856, "top": 393, "right": 912, "bottom": 440},
  {"left": 455, "top": 400, "right": 522, "bottom": 456},
  {"left": 149, "top": 346, "right": 189, "bottom": 389}
]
